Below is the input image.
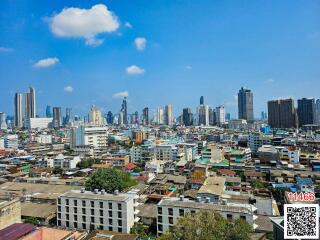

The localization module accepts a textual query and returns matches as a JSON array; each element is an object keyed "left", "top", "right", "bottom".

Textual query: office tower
[
  {"left": 142, "top": 107, "right": 149, "bottom": 125},
  {"left": 225, "top": 113, "right": 231, "bottom": 121},
  {"left": 106, "top": 111, "right": 113, "bottom": 124},
  {"left": 121, "top": 97, "right": 128, "bottom": 125},
  {"left": 297, "top": 98, "right": 315, "bottom": 126},
  {"left": 118, "top": 112, "right": 124, "bottom": 125},
  {"left": 316, "top": 99, "right": 320, "bottom": 125},
  {"left": 64, "top": 108, "right": 72, "bottom": 125},
  {"left": 0, "top": 112, "right": 7, "bottom": 130},
  {"left": 53, "top": 107, "right": 62, "bottom": 128},
  {"left": 46, "top": 105, "right": 52, "bottom": 118},
  {"left": 134, "top": 111, "right": 139, "bottom": 124},
  {"left": 200, "top": 96, "right": 204, "bottom": 105},
  {"left": 14, "top": 93, "right": 23, "bottom": 128},
  {"left": 164, "top": 104, "right": 174, "bottom": 125},
  {"left": 238, "top": 87, "right": 254, "bottom": 122},
  {"left": 216, "top": 105, "right": 225, "bottom": 125},
  {"left": 157, "top": 108, "right": 164, "bottom": 124},
  {"left": 89, "top": 106, "right": 103, "bottom": 125},
  {"left": 182, "top": 108, "right": 193, "bottom": 126},
  {"left": 25, "top": 86, "right": 36, "bottom": 119},
  {"left": 268, "top": 99, "right": 297, "bottom": 129},
  {"left": 261, "top": 111, "right": 268, "bottom": 120},
  {"left": 197, "top": 105, "right": 209, "bottom": 126}
]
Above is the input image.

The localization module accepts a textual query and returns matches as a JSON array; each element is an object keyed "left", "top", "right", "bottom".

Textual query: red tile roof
[
  {"left": 0, "top": 223, "right": 35, "bottom": 240},
  {"left": 124, "top": 163, "right": 137, "bottom": 170}
]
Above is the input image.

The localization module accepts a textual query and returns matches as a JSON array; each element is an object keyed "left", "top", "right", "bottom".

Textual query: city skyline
[{"left": 1, "top": 1, "right": 320, "bottom": 116}]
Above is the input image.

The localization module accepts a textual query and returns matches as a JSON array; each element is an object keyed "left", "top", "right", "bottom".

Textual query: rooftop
[{"left": 60, "top": 190, "right": 134, "bottom": 202}]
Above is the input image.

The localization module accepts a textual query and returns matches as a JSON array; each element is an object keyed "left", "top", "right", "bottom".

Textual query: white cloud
[
  {"left": 265, "top": 78, "right": 275, "bottom": 84},
  {"left": 64, "top": 86, "right": 74, "bottom": 92},
  {"left": 185, "top": 65, "right": 192, "bottom": 70},
  {"left": 126, "top": 65, "right": 145, "bottom": 75},
  {"left": 50, "top": 4, "right": 119, "bottom": 46},
  {"left": 0, "top": 47, "right": 14, "bottom": 52},
  {"left": 33, "top": 57, "right": 59, "bottom": 68},
  {"left": 134, "top": 37, "right": 147, "bottom": 50},
  {"left": 112, "top": 91, "right": 129, "bottom": 98},
  {"left": 125, "top": 22, "right": 132, "bottom": 28}
]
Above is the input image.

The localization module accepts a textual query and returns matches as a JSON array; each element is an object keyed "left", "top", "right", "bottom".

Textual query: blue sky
[{"left": 0, "top": 0, "right": 319, "bottom": 118}]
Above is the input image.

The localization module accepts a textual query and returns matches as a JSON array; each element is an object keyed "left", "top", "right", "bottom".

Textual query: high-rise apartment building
[
  {"left": 157, "top": 108, "right": 164, "bottom": 124},
  {"left": 216, "top": 105, "right": 225, "bottom": 125},
  {"left": 197, "top": 105, "right": 209, "bottom": 126},
  {"left": 238, "top": 87, "right": 254, "bottom": 122},
  {"left": 182, "top": 108, "right": 193, "bottom": 126},
  {"left": 64, "top": 108, "right": 72, "bottom": 125},
  {"left": 53, "top": 107, "right": 62, "bottom": 128},
  {"left": 164, "top": 104, "right": 173, "bottom": 125},
  {"left": 25, "top": 87, "right": 36, "bottom": 119},
  {"left": 316, "top": 99, "right": 320, "bottom": 125},
  {"left": 14, "top": 93, "right": 23, "bottom": 128},
  {"left": 0, "top": 112, "right": 7, "bottom": 130},
  {"left": 268, "top": 99, "right": 297, "bottom": 129},
  {"left": 89, "top": 106, "right": 103, "bottom": 125},
  {"left": 46, "top": 105, "right": 52, "bottom": 118},
  {"left": 142, "top": 107, "right": 149, "bottom": 125},
  {"left": 297, "top": 98, "right": 315, "bottom": 126}
]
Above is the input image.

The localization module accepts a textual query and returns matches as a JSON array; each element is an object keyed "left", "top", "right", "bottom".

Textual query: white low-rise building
[
  {"left": 25, "top": 118, "right": 53, "bottom": 129},
  {"left": 70, "top": 125, "right": 108, "bottom": 149},
  {"left": 35, "top": 134, "right": 52, "bottom": 144},
  {"left": 48, "top": 154, "right": 81, "bottom": 169},
  {"left": 157, "top": 197, "right": 258, "bottom": 236},
  {"left": 57, "top": 189, "right": 139, "bottom": 233}
]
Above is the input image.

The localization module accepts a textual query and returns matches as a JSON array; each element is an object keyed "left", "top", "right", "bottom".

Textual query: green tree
[
  {"left": 24, "top": 216, "right": 40, "bottom": 225},
  {"left": 130, "top": 222, "right": 155, "bottom": 239},
  {"left": 85, "top": 168, "right": 137, "bottom": 193},
  {"left": 157, "top": 211, "right": 251, "bottom": 240},
  {"left": 52, "top": 167, "right": 63, "bottom": 175}
]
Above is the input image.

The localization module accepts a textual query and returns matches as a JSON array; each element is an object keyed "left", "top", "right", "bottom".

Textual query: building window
[
  {"left": 118, "top": 212, "right": 122, "bottom": 218},
  {"left": 118, "top": 220, "right": 122, "bottom": 226},
  {"left": 74, "top": 200, "right": 77, "bottom": 206},
  {"left": 179, "top": 209, "right": 184, "bottom": 216},
  {"left": 58, "top": 206, "right": 61, "bottom": 212},
  {"left": 190, "top": 210, "right": 196, "bottom": 214},
  {"left": 82, "top": 223, "right": 86, "bottom": 229},
  {"left": 118, "top": 203, "right": 122, "bottom": 210},
  {"left": 66, "top": 199, "right": 69, "bottom": 205},
  {"left": 109, "top": 202, "right": 112, "bottom": 209},
  {"left": 100, "top": 218, "right": 103, "bottom": 224},
  {"left": 109, "top": 226, "right": 113, "bottom": 231},
  {"left": 169, "top": 217, "right": 173, "bottom": 224},
  {"left": 100, "top": 210, "right": 103, "bottom": 216},
  {"left": 74, "top": 207, "right": 77, "bottom": 213},
  {"left": 91, "top": 209, "right": 94, "bottom": 215},
  {"left": 82, "top": 200, "right": 86, "bottom": 206},
  {"left": 82, "top": 216, "right": 86, "bottom": 222},
  {"left": 99, "top": 225, "right": 103, "bottom": 230},
  {"left": 91, "top": 216, "right": 95, "bottom": 223},
  {"left": 109, "top": 210, "right": 113, "bottom": 217},
  {"left": 158, "top": 224, "right": 163, "bottom": 232},
  {"left": 118, "top": 227, "right": 122, "bottom": 232},
  {"left": 158, "top": 207, "right": 162, "bottom": 214},
  {"left": 168, "top": 208, "right": 173, "bottom": 216},
  {"left": 91, "top": 201, "right": 94, "bottom": 207},
  {"left": 158, "top": 216, "right": 162, "bottom": 223},
  {"left": 58, "top": 198, "right": 61, "bottom": 204},
  {"left": 58, "top": 213, "right": 61, "bottom": 219},
  {"left": 82, "top": 208, "right": 86, "bottom": 214},
  {"left": 109, "top": 219, "right": 113, "bottom": 225},
  {"left": 240, "top": 215, "right": 246, "bottom": 221},
  {"left": 66, "top": 214, "right": 69, "bottom": 220},
  {"left": 66, "top": 206, "right": 69, "bottom": 212},
  {"left": 74, "top": 222, "right": 78, "bottom": 228},
  {"left": 66, "top": 221, "right": 69, "bottom": 227},
  {"left": 74, "top": 215, "right": 77, "bottom": 221},
  {"left": 227, "top": 214, "right": 233, "bottom": 221},
  {"left": 57, "top": 220, "right": 61, "bottom": 226},
  {"left": 99, "top": 202, "right": 103, "bottom": 208}
]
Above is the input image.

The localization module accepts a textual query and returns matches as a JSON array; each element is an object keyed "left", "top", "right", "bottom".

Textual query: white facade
[
  {"left": 51, "top": 154, "right": 81, "bottom": 169},
  {"left": 3, "top": 134, "right": 19, "bottom": 150},
  {"left": 278, "top": 147, "right": 300, "bottom": 164},
  {"left": 248, "top": 133, "right": 272, "bottom": 152},
  {"left": 25, "top": 118, "right": 53, "bottom": 129},
  {"left": 157, "top": 197, "right": 257, "bottom": 236},
  {"left": 57, "top": 189, "right": 139, "bottom": 233},
  {"left": 35, "top": 134, "right": 52, "bottom": 144},
  {"left": 216, "top": 105, "right": 225, "bottom": 125},
  {"left": 70, "top": 125, "right": 108, "bottom": 149},
  {"left": 89, "top": 106, "right": 104, "bottom": 125},
  {"left": 197, "top": 105, "right": 209, "bottom": 126},
  {"left": 154, "top": 145, "right": 178, "bottom": 161}
]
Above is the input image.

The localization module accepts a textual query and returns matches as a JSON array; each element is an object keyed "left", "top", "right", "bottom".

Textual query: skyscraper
[
  {"left": 106, "top": 111, "right": 113, "bottom": 124},
  {"left": 268, "top": 99, "right": 297, "bottom": 129},
  {"left": 200, "top": 96, "right": 204, "bottom": 105},
  {"left": 14, "top": 93, "right": 23, "bottom": 128},
  {"left": 197, "top": 105, "right": 209, "bottom": 126},
  {"left": 216, "top": 105, "right": 225, "bottom": 125},
  {"left": 164, "top": 104, "right": 174, "bottom": 125},
  {"left": 316, "top": 99, "right": 320, "bottom": 125},
  {"left": 25, "top": 86, "right": 36, "bottom": 119},
  {"left": 121, "top": 97, "right": 128, "bottom": 125},
  {"left": 297, "top": 98, "right": 315, "bottom": 126},
  {"left": 89, "top": 106, "right": 103, "bottom": 125},
  {"left": 182, "top": 108, "right": 193, "bottom": 126},
  {"left": 238, "top": 87, "right": 254, "bottom": 122},
  {"left": 142, "top": 107, "right": 149, "bottom": 125},
  {"left": 64, "top": 108, "right": 72, "bottom": 125},
  {"left": 0, "top": 112, "right": 7, "bottom": 130},
  {"left": 46, "top": 105, "right": 52, "bottom": 118},
  {"left": 157, "top": 108, "right": 164, "bottom": 124},
  {"left": 53, "top": 107, "right": 62, "bottom": 128}
]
